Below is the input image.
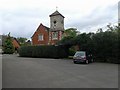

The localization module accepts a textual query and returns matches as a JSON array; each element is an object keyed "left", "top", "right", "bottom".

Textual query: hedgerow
[{"left": 18, "top": 45, "right": 68, "bottom": 58}]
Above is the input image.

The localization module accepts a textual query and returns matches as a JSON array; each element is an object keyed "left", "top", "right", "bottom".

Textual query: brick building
[
  {"left": 12, "top": 38, "right": 20, "bottom": 50},
  {"left": 31, "top": 10, "right": 65, "bottom": 45}
]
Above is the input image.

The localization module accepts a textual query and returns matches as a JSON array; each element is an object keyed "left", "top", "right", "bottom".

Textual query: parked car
[{"left": 73, "top": 51, "right": 93, "bottom": 64}]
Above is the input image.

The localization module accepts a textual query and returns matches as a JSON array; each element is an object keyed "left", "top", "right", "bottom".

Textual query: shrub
[
  {"left": 18, "top": 46, "right": 33, "bottom": 57},
  {"left": 69, "top": 48, "right": 76, "bottom": 56},
  {"left": 3, "top": 36, "right": 15, "bottom": 54},
  {"left": 18, "top": 45, "right": 68, "bottom": 58}
]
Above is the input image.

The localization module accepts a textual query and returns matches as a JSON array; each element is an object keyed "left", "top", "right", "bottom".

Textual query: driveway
[{"left": 2, "top": 54, "right": 118, "bottom": 88}]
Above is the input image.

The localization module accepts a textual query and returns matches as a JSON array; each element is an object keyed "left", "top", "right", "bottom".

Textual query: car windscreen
[{"left": 74, "top": 52, "right": 85, "bottom": 57}]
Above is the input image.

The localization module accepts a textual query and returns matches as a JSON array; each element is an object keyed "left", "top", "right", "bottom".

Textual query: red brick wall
[
  {"left": 49, "top": 31, "right": 62, "bottom": 45},
  {"left": 32, "top": 24, "right": 64, "bottom": 45},
  {"left": 32, "top": 24, "right": 49, "bottom": 45}
]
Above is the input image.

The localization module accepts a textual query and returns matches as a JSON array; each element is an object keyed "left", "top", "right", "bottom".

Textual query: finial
[{"left": 56, "top": 6, "right": 58, "bottom": 11}]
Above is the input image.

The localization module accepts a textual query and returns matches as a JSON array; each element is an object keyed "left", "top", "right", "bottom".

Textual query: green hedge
[
  {"left": 18, "top": 45, "right": 68, "bottom": 58},
  {"left": 68, "top": 48, "right": 75, "bottom": 56}
]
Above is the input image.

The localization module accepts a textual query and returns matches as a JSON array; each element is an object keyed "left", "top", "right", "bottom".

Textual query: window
[
  {"left": 38, "top": 34, "right": 43, "bottom": 41},
  {"left": 53, "top": 20, "right": 57, "bottom": 24},
  {"left": 53, "top": 20, "right": 57, "bottom": 29},
  {"left": 52, "top": 32, "right": 58, "bottom": 40}
]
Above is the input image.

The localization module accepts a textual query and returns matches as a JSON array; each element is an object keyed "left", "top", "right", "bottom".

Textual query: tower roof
[{"left": 49, "top": 10, "right": 64, "bottom": 18}]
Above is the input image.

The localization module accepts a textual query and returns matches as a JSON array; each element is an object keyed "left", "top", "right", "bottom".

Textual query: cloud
[
  {"left": 0, "top": 0, "right": 119, "bottom": 39},
  {"left": 66, "top": 3, "right": 118, "bottom": 33},
  {"left": 118, "top": 1, "right": 120, "bottom": 22},
  {"left": 0, "top": 8, "right": 50, "bottom": 38}
]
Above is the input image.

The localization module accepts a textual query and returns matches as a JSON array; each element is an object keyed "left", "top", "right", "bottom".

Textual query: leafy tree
[
  {"left": 57, "top": 28, "right": 80, "bottom": 56},
  {"left": 58, "top": 36, "right": 74, "bottom": 46},
  {"left": 96, "top": 28, "right": 103, "bottom": 33},
  {"left": 58, "top": 28, "right": 79, "bottom": 45},
  {"left": 63, "top": 28, "right": 79, "bottom": 38},
  {"left": 17, "top": 37, "right": 27, "bottom": 46},
  {"left": 75, "top": 33, "right": 94, "bottom": 53},
  {"left": 3, "top": 34, "right": 14, "bottom": 54},
  {"left": 58, "top": 24, "right": 119, "bottom": 63},
  {"left": 92, "top": 25, "right": 119, "bottom": 63}
]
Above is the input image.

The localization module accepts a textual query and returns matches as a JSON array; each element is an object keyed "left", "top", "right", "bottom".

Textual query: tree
[
  {"left": 75, "top": 33, "right": 94, "bottom": 53},
  {"left": 3, "top": 34, "right": 14, "bottom": 54},
  {"left": 92, "top": 25, "right": 119, "bottom": 63},
  {"left": 17, "top": 37, "right": 27, "bottom": 46},
  {"left": 58, "top": 28, "right": 79, "bottom": 45},
  {"left": 57, "top": 28, "right": 80, "bottom": 56},
  {"left": 63, "top": 28, "right": 79, "bottom": 38},
  {"left": 58, "top": 24, "right": 119, "bottom": 63}
]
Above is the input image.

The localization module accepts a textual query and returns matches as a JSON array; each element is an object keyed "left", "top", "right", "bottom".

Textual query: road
[{"left": 2, "top": 54, "right": 118, "bottom": 88}]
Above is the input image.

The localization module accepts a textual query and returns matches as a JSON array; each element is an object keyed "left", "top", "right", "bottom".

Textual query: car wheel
[{"left": 85, "top": 60, "right": 89, "bottom": 64}]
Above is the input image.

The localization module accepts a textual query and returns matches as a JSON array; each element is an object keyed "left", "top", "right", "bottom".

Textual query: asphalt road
[{"left": 2, "top": 54, "right": 118, "bottom": 88}]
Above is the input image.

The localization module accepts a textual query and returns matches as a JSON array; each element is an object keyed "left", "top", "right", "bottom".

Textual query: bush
[
  {"left": 3, "top": 36, "right": 15, "bottom": 54},
  {"left": 69, "top": 48, "right": 75, "bottom": 56},
  {"left": 18, "top": 45, "right": 68, "bottom": 58}
]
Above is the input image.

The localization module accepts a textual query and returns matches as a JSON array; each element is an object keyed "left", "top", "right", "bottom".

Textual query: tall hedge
[{"left": 18, "top": 45, "right": 68, "bottom": 58}]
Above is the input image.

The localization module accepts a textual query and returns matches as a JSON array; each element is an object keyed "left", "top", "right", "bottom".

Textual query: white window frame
[
  {"left": 52, "top": 32, "right": 58, "bottom": 40},
  {"left": 38, "top": 34, "right": 44, "bottom": 41}
]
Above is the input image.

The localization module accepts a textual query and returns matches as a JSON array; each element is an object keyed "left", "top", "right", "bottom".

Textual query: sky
[
  {"left": 118, "top": 1, "right": 120, "bottom": 23},
  {"left": 0, "top": 0, "right": 119, "bottom": 39}
]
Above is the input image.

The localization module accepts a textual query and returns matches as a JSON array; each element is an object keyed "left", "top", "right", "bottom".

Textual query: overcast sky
[{"left": 0, "top": 0, "right": 119, "bottom": 39}]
